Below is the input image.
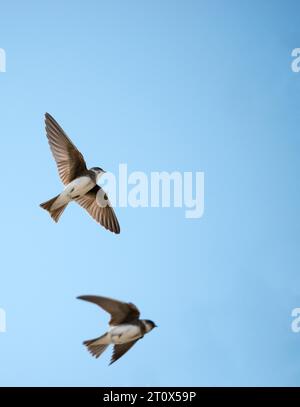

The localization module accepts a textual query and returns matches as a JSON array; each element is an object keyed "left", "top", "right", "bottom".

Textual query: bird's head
[
  {"left": 90, "top": 167, "right": 106, "bottom": 181},
  {"left": 143, "top": 319, "right": 157, "bottom": 333}
]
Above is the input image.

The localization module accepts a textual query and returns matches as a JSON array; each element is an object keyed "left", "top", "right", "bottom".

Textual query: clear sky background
[{"left": 0, "top": 0, "right": 300, "bottom": 386}]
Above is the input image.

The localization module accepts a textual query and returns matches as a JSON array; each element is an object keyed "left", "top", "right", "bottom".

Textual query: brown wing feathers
[
  {"left": 110, "top": 340, "right": 139, "bottom": 365},
  {"left": 75, "top": 186, "right": 120, "bottom": 234},
  {"left": 45, "top": 113, "right": 87, "bottom": 185},
  {"left": 77, "top": 295, "right": 140, "bottom": 325}
]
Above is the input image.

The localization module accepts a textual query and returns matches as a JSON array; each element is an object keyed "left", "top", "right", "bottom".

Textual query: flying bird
[
  {"left": 77, "top": 295, "right": 157, "bottom": 365},
  {"left": 40, "top": 113, "right": 120, "bottom": 234}
]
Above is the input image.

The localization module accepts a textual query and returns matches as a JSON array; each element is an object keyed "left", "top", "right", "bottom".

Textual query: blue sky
[{"left": 0, "top": 0, "right": 300, "bottom": 386}]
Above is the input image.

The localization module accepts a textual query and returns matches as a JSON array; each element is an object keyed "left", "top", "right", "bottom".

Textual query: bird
[
  {"left": 40, "top": 113, "right": 120, "bottom": 234},
  {"left": 77, "top": 295, "right": 157, "bottom": 365}
]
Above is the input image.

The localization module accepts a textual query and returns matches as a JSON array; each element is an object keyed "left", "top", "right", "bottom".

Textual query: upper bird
[
  {"left": 40, "top": 113, "right": 120, "bottom": 234},
  {"left": 78, "top": 295, "right": 157, "bottom": 365}
]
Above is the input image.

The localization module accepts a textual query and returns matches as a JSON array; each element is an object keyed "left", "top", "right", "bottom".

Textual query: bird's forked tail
[
  {"left": 83, "top": 333, "right": 109, "bottom": 359},
  {"left": 40, "top": 195, "right": 68, "bottom": 223}
]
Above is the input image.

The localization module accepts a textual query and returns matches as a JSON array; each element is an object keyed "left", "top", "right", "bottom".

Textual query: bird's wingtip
[
  {"left": 77, "top": 295, "right": 92, "bottom": 302},
  {"left": 114, "top": 226, "right": 121, "bottom": 234},
  {"left": 45, "top": 112, "right": 54, "bottom": 121}
]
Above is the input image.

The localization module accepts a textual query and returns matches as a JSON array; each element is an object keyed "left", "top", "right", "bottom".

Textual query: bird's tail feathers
[
  {"left": 83, "top": 333, "right": 109, "bottom": 358},
  {"left": 40, "top": 195, "right": 68, "bottom": 223}
]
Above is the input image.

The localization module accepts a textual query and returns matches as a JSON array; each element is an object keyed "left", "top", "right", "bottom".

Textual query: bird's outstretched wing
[
  {"left": 110, "top": 340, "right": 139, "bottom": 365},
  {"left": 75, "top": 185, "right": 120, "bottom": 234},
  {"left": 45, "top": 113, "right": 88, "bottom": 185},
  {"left": 77, "top": 295, "right": 140, "bottom": 325}
]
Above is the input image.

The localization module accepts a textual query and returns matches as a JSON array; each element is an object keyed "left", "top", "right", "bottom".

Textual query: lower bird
[{"left": 77, "top": 295, "right": 157, "bottom": 365}]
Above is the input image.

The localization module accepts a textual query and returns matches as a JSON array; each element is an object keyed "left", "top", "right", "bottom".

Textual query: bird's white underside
[
  {"left": 51, "top": 176, "right": 96, "bottom": 210},
  {"left": 94, "top": 324, "right": 141, "bottom": 345}
]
